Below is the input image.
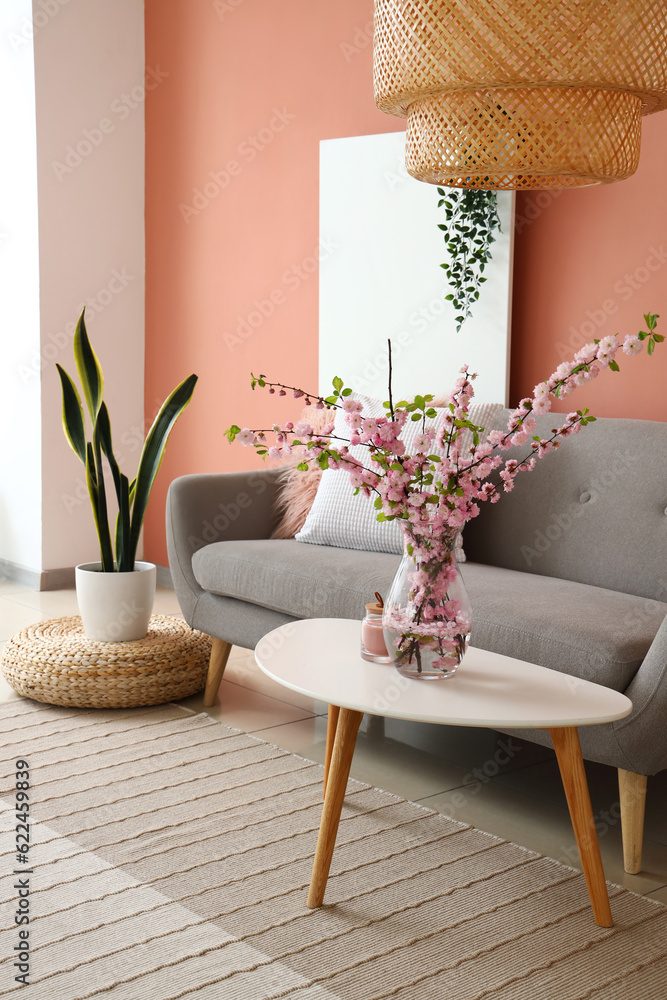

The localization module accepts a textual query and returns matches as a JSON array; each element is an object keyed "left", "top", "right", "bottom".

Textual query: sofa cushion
[
  {"left": 192, "top": 539, "right": 400, "bottom": 621},
  {"left": 461, "top": 562, "right": 667, "bottom": 691},
  {"left": 463, "top": 411, "right": 667, "bottom": 602},
  {"left": 192, "top": 540, "right": 666, "bottom": 692}
]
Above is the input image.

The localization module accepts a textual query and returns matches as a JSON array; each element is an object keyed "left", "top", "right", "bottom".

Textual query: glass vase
[{"left": 382, "top": 540, "right": 471, "bottom": 680}]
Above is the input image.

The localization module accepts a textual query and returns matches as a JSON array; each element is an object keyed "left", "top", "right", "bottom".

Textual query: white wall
[
  {"left": 0, "top": 0, "right": 43, "bottom": 574},
  {"left": 33, "top": 0, "right": 145, "bottom": 573},
  {"left": 320, "top": 132, "right": 514, "bottom": 406}
]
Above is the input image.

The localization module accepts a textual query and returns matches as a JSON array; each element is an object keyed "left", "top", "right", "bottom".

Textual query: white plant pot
[{"left": 75, "top": 561, "right": 157, "bottom": 642}]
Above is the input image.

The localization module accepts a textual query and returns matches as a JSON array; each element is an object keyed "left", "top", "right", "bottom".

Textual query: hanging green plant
[{"left": 437, "top": 188, "right": 501, "bottom": 333}]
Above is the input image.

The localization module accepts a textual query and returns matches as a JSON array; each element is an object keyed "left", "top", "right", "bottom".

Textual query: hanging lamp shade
[{"left": 373, "top": 1, "right": 667, "bottom": 189}]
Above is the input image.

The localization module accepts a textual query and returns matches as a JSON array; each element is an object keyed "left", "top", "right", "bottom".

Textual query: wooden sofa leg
[
  {"left": 203, "top": 638, "right": 232, "bottom": 707},
  {"left": 618, "top": 769, "right": 648, "bottom": 874}
]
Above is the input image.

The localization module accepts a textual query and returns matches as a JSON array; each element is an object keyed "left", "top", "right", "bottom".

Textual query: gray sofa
[{"left": 166, "top": 411, "right": 667, "bottom": 874}]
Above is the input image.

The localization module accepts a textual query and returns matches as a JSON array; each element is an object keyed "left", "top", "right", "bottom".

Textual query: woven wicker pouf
[{"left": 1, "top": 615, "right": 212, "bottom": 709}]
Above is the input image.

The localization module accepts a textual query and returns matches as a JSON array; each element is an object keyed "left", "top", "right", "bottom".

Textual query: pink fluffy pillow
[{"left": 271, "top": 407, "right": 334, "bottom": 539}]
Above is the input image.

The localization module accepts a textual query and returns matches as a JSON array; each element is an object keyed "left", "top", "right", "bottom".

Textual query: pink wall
[
  {"left": 144, "top": 0, "right": 401, "bottom": 565},
  {"left": 511, "top": 112, "right": 667, "bottom": 421},
  {"left": 145, "top": 2, "right": 667, "bottom": 566}
]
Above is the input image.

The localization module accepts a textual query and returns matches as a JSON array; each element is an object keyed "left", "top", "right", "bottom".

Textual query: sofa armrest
[
  {"left": 614, "top": 610, "right": 667, "bottom": 774},
  {"left": 166, "top": 469, "right": 283, "bottom": 622}
]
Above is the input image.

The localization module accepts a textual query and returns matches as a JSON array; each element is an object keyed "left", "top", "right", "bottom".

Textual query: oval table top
[{"left": 255, "top": 618, "right": 633, "bottom": 729}]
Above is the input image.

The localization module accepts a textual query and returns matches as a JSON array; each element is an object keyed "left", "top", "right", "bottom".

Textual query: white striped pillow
[{"left": 296, "top": 394, "right": 503, "bottom": 557}]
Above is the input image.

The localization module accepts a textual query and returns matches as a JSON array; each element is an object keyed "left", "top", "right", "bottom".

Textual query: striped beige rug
[{"left": 1, "top": 701, "right": 666, "bottom": 1000}]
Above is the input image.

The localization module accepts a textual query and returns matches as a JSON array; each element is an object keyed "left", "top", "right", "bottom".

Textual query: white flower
[
  {"left": 598, "top": 334, "right": 619, "bottom": 354},
  {"left": 575, "top": 343, "right": 597, "bottom": 363},
  {"left": 237, "top": 428, "right": 256, "bottom": 446},
  {"left": 623, "top": 335, "right": 643, "bottom": 356}
]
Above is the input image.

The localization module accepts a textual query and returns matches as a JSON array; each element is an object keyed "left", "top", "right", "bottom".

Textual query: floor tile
[
  {"left": 483, "top": 749, "right": 667, "bottom": 849},
  {"left": 152, "top": 586, "right": 185, "bottom": 617},
  {"left": 253, "top": 713, "right": 470, "bottom": 799},
  {"left": 182, "top": 678, "right": 317, "bottom": 733},
  {"left": 379, "top": 716, "right": 554, "bottom": 774},
  {"left": 0, "top": 580, "right": 35, "bottom": 598},
  {"left": 646, "top": 885, "right": 667, "bottom": 905},
  {"left": 0, "top": 600, "right": 51, "bottom": 641},
  {"left": 3, "top": 588, "right": 79, "bottom": 618},
  {"left": 418, "top": 777, "right": 667, "bottom": 895},
  {"left": 253, "top": 715, "right": 331, "bottom": 760},
  {"left": 224, "top": 649, "right": 330, "bottom": 715}
]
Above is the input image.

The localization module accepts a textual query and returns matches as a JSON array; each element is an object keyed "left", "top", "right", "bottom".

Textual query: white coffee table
[{"left": 255, "top": 618, "right": 632, "bottom": 927}]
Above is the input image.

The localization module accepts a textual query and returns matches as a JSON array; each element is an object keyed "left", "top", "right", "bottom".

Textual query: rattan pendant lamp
[{"left": 373, "top": 1, "right": 667, "bottom": 189}]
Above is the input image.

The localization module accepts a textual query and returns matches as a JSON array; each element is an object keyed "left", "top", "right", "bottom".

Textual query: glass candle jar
[{"left": 361, "top": 598, "right": 391, "bottom": 664}]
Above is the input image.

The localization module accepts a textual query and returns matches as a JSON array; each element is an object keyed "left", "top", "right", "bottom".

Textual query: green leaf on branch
[{"left": 608, "top": 360, "right": 620, "bottom": 372}]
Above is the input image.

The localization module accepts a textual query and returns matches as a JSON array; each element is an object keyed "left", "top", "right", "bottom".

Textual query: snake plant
[{"left": 57, "top": 309, "right": 197, "bottom": 572}]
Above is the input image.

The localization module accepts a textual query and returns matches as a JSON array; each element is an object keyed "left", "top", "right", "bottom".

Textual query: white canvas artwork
[{"left": 319, "top": 131, "right": 515, "bottom": 405}]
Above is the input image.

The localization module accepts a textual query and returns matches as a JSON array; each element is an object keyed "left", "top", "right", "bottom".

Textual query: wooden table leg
[
  {"left": 323, "top": 704, "right": 340, "bottom": 799},
  {"left": 308, "top": 707, "right": 363, "bottom": 908},
  {"left": 550, "top": 726, "right": 613, "bottom": 927}
]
